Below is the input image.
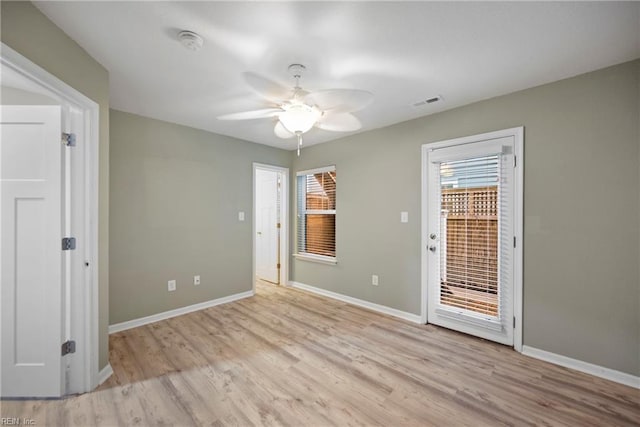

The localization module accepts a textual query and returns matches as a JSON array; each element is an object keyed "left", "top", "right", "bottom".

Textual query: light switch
[
  {"left": 400, "top": 211, "right": 409, "bottom": 223},
  {"left": 238, "top": 211, "right": 245, "bottom": 221}
]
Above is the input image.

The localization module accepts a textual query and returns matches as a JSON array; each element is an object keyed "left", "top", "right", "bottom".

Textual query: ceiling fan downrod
[{"left": 289, "top": 64, "right": 306, "bottom": 98}]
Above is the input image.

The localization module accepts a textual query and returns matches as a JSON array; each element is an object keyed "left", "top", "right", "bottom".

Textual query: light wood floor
[{"left": 2, "top": 282, "right": 639, "bottom": 426}]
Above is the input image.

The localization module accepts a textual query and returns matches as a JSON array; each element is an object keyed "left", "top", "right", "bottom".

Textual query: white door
[
  {"left": 426, "top": 135, "right": 517, "bottom": 346},
  {"left": 1, "top": 106, "right": 64, "bottom": 397},
  {"left": 255, "top": 169, "right": 280, "bottom": 283}
]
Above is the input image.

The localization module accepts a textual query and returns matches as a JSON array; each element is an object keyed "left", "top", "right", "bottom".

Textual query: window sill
[{"left": 293, "top": 253, "right": 338, "bottom": 265}]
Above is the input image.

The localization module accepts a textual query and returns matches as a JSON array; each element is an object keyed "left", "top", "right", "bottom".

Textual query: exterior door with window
[{"left": 426, "top": 131, "right": 521, "bottom": 346}]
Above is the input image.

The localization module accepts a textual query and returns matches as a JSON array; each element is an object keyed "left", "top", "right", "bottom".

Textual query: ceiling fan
[{"left": 217, "top": 64, "right": 374, "bottom": 155}]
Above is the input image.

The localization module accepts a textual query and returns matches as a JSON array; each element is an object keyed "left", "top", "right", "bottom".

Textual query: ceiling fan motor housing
[
  {"left": 288, "top": 64, "right": 306, "bottom": 79},
  {"left": 178, "top": 30, "right": 204, "bottom": 51}
]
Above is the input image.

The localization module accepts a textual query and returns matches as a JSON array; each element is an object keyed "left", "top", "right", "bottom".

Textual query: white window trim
[
  {"left": 293, "top": 253, "right": 338, "bottom": 265},
  {"left": 306, "top": 209, "right": 336, "bottom": 215},
  {"left": 295, "top": 165, "right": 337, "bottom": 264},
  {"left": 296, "top": 165, "right": 336, "bottom": 177}
]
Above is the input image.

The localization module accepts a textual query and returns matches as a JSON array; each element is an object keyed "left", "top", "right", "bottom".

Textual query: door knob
[
  {"left": 428, "top": 245, "right": 437, "bottom": 253},
  {"left": 429, "top": 233, "right": 437, "bottom": 240}
]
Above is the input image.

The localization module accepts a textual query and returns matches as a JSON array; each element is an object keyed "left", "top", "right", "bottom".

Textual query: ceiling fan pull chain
[{"left": 296, "top": 132, "right": 302, "bottom": 156}]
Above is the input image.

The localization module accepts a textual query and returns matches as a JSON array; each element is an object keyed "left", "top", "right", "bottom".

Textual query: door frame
[
  {"left": 1, "top": 43, "right": 101, "bottom": 393},
  {"left": 420, "top": 127, "right": 524, "bottom": 351},
  {"left": 252, "top": 163, "right": 289, "bottom": 292}
]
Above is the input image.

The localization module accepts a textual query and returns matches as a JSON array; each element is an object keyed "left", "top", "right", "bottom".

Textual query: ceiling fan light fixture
[{"left": 278, "top": 103, "right": 321, "bottom": 134}]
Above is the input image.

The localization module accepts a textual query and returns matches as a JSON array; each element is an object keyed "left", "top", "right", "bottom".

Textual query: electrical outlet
[
  {"left": 168, "top": 280, "right": 176, "bottom": 292},
  {"left": 372, "top": 275, "right": 379, "bottom": 286},
  {"left": 194, "top": 275, "right": 201, "bottom": 285},
  {"left": 238, "top": 211, "right": 245, "bottom": 221}
]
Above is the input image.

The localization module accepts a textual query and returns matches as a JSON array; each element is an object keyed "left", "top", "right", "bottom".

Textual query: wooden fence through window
[{"left": 440, "top": 187, "right": 499, "bottom": 317}]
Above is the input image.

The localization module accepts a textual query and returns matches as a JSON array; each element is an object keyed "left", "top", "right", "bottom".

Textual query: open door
[
  {"left": 1, "top": 106, "right": 64, "bottom": 397},
  {"left": 255, "top": 168, "right": 281, "bottom": 284}
]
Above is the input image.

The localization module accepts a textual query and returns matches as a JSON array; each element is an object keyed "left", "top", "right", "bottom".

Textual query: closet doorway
[{"left": 253, "top": 164, "right": 288, "bottom": 288}]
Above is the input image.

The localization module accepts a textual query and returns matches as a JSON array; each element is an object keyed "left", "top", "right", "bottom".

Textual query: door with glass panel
[{"left": 426, "top": 135, "right": 518, "bottom": 345}]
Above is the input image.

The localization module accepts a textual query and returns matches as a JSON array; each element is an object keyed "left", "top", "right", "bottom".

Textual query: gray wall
[
  {"left": 1, "top": 1, "right": 111, "bottom": 370},
  {"left": 291, "top": 60, "right": 640, "bottom": 376},
  {"left": 109, "top": 110, "right": 290, "bottom": 324}
]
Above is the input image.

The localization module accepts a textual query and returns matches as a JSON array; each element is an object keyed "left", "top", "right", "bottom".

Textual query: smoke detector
[{"left": 178, "top": 30, "right": 203, "bottom": 51}]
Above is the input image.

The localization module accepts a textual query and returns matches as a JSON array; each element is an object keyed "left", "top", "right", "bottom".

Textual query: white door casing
[
  {"left": 422, "top": 128, "right": 523, "bottom": 350},
  {"left": 1, "top": 106, "right": 64, "bottom": 397},
  {"left": 255, "top": 169, "right": 280, "bottom": 283},
  {"left": 252, "top": 163, "right": 289, "bottom": 292},
  {"left": 1, "top": 43, "right": 102, "bottom": 395}
]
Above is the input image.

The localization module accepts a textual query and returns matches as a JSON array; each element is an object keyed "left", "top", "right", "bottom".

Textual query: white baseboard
[
  {"left": 289, "top": 281, "right": 422, "bottom": 324},
  {"left": 109, "top": 290, "right": 254, "bottom": 334},
  {"left": 522, "top": 345, "right": 639, "bottom": 389},
  {"left": 97, "top": 363, "right": 113, "bottom": 386}
]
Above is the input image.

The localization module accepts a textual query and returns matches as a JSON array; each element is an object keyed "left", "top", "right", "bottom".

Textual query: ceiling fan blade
[
  {"left": 305, "top": 89, "right": 373, "bottom": 113},
  {"left": 243, "top": 72, "right": 292, "bottom": 103},
  {"left": 217, "top": 108, "right": 281, "bottom": 120},
  {"left": 316, "top": 112, "right": 362, "bottom": 132},
  {"left": 274, "top": 121, "right": 294, "bottom": 139}
]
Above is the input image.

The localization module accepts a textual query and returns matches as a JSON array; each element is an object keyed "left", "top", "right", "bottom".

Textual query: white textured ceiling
[{"left": 34, "top": 1, "right": 640, "bottom": 150}]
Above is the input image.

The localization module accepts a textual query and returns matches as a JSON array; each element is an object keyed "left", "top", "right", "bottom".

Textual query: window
[{"left": 296, "top": 166, "right": 336, "bottom": 263}]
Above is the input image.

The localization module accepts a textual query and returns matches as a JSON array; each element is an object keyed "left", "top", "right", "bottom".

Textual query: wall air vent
[{"left": 412, "top": 95, "right": 443, "bottom": 107}]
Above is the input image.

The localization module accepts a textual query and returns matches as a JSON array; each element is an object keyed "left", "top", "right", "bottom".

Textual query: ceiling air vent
[{"left": 412, "top": 95, "right": 443, "bottom": 107}]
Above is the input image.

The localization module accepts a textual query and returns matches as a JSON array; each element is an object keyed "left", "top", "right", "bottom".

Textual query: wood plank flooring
[{"left": 2, "top": 282, "right": 639, "bottom": 426}]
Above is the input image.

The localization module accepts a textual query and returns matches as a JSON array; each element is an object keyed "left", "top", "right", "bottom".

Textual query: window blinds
[
  {"left": 297, "top": 167, "right": 336, "bottom": 258},
  {"left": 438, "top": 155, "right": 503, "bottom": 320}
]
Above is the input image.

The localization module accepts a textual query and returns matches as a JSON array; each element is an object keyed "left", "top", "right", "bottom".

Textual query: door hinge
[
  {"left": 62, "top": 237, "right": 77, "bottom": 250},
  {"left": 277, "top": 263, "right": 281, "bottom": 269},
  {"left": 62, "top": 237, "right": 76, "bottom": 250},
  {"left": 61, "top": 340, "right": 76, "bottom": 356},
  {"left": 513, "top": 317, "right": 516, "bottom": 328},
  {"left": 277, "top": 223, "right": 281, "bottom": 229},
  {"left": 513, "top": 236, "right": 516, "bottom": 248},
  {"left": 514, "top": 155, "right": 517, "bottom": 168},
  {"left": 62, "top": 132, "right": 76, "bottom": 147}
]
